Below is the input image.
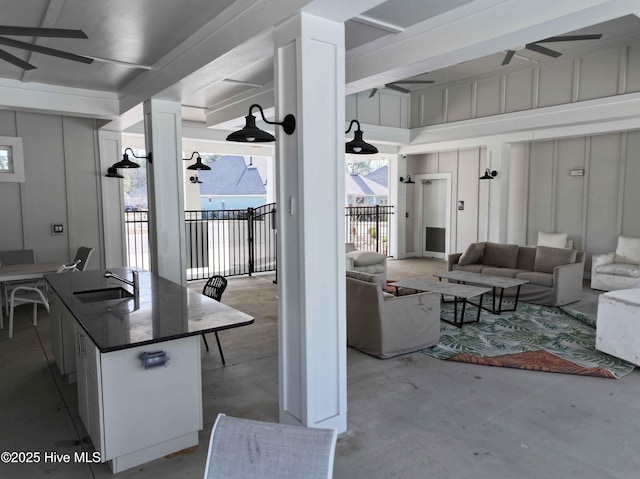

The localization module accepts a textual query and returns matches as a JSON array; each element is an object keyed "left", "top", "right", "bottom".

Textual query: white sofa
[
  {"left": 591, "top": 236, "right": 640, "bottom": 291},
  {"left": 345, "top": 243, "right": 387, "bottom": 286}
]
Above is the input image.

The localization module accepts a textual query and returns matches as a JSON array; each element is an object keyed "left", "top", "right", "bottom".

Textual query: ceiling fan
[
  {"left": 368, "top": 79, "right": 435, "bottom": 98},
  {"left": 502, "top": 33, "right": 602, "bottom": 66},
  {"left": 0, "top": 25, "right": 93, "bottom": 71}
]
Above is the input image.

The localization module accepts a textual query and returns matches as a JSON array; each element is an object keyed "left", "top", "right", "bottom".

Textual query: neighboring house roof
[
  {"left": 365, "top": 166, "right": 388, "bottom": 187},
  {"left": 346, "top": 172, "right": 387, "bottom": 197},
  {"left": 198, "top": 155, "right": 266, "bottom": 195}
]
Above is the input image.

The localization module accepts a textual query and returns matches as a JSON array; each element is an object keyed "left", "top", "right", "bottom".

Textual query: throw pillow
[
  {"left": 458, "top": 242, "right": 485, "bottom": 266},
  {"left": 533, "top": 246, "right": 577, "bottom": 273},
  {"left": 481, "top": 242, "right": 519, "bottom": 269},
  {"left": 614, "top": 236, "right": 640, "bottom": 265},
  {"left": 347, "top": 250, "right": 385, "bottom": 267},
  {"left": 537, "top": 231, "right": 568, "bottom": 249}
]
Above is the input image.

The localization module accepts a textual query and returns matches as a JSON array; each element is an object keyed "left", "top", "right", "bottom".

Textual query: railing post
[
  {"left": 247, "top": 207, "right": 255, "bottom": 276},
  {"left": 375, "top": 204, "right": 380, "bottom": 253}
]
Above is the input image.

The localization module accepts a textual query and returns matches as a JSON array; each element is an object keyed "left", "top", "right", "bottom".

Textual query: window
[{"left": 0, "top": 137, "right": 24, "bottom": 182}]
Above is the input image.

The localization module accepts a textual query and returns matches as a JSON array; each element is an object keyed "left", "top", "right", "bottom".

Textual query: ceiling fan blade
[
  {"left": 385, "top": 83, "right": 410, "bottom": 93},
  {"left": 0, "top": 48, "right": 36, "bottom": 70},
  {"left": 502, "top": 50, "right": 516, "bottom": 66},
  {"left": 0, "top": 36, "right": 93, "bottom": 64},
  {"left": 525, "top": 42, "right": 561, "bottom": 58},
  {"left": 0, "top": 26, "right": 88, "bottom": 39},
  {"left": 391, "top": 80, "right": 435, "bottom": 84},
  {"left": 368, "top": 88, "right": 378, "bottom": 98},
  {"left": 536, "top": 34, "right": 602, "bottom": 43}
]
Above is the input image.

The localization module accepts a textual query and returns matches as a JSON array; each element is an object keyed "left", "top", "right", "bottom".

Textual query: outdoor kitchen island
[{"left": 44, "top": 268, "right": 254, "bottom": 474}]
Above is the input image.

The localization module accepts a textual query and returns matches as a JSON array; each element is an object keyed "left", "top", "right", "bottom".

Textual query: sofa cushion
[
  {"left": 615, "top": 236, "right": 640, "bottom": 266},
  {"left": 347, "top": 250, "right": 385, "bottom": 267},
  {"left": 451, "top": 263, "right": 486, "bottom": 274},
  {"left": 537, "top": 231, "right": 568, "bottom": 249},
  {"left": 516, "top": 247, "right": 537, "bottom": 270},
  {"left": 482, "top": 267, "right": 530, "bottom": 278},
  {"left": 346, "top": 270, "right": 379, "bottom": 283},
  {"left": 516, "top": 271, "right": 554, "bottom": 288},
  {"left": 354, "top": 264, "right": 385, "bottom": 275},
  {"left": 458, "top": 242, "right": 485, "bottom": 266},
  {"left": 482, "top": 242, "right": 519, "bottom": 269},
  {"left": 533, "top": 246, "right": 577, "bottom": 273},
  {"left": 595, "top": 263, "right": 640, "bottom": 278}
]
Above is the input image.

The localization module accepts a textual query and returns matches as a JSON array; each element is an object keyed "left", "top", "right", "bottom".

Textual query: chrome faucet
[{"left": 104, "top": 269, "right": 139, "bottom": 297}]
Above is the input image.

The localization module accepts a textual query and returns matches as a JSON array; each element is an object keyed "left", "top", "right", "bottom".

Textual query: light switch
[{"left": 51, "top": 223, "right": 65, "bottom": 235}]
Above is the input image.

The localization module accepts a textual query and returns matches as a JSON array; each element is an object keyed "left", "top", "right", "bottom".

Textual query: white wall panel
[
  {"left": 356, "top": 90, "right": 380, "bottom": 125},
  {"left": 555, "top": 137, "right": 587, "bottom": 250},
  {"left": 419, "top": 90, "right": 444, "bottom": 126},
  {"left": 446, "top": 84, "right": 472, "bottom": 123},
  {"left": 505, "top": 69, "right": 534, "bottom": 113},
  {"left": 526, "top": 141, "right": 554, "bottom": 244},
  {"left": 625, "top": 46, "right": 640, "bottom": 94},
  {"left": 379, "top": 93, "right": 402, "bottom": 127},
  {"left": 623, "top": 132, "right": 640, "bottom": 237},
  {"left": 578, "top": 50, "right": 620, "bottom": 101},
  {"left": 475, "top": 77, "right": 501, "bottom": 118},
  {"left": 506, "top": 143, "right": 527, "bottom": 246},
  {"left": 456, "top": 148, "right": 480, "bottom": 250},
  {"left": 586, "top": 133, "right": 621, "bottom": 254},
  {"left": 538, "top": 60, "right": 574, "bottom": 108},
  {"left": 0, "top": 110, "right": 23, "bottom": 250},
  {"left": 438, "top": 151, "right": 458, "bottom": 252}
]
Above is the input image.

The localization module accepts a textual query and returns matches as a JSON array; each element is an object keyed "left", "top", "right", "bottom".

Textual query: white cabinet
[
  {"left": 74, "top": 327, "right": 202, "bottom": 473},
  {"left": 48, "top": 291, "right": 77, "bottom": 380}
]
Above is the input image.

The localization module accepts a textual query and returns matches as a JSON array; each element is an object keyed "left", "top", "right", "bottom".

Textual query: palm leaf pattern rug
[{"left": 422, "top": 300, "right": 635, "bottom": 378}]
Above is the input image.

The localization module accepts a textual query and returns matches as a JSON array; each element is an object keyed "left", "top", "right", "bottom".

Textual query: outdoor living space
[{"left": 2, "top": 257, "right": 639, "bottom": 479}]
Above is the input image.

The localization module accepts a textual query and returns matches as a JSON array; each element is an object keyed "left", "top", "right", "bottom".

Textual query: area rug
[{"left": 422, "top": 300, "right": 635, "bottom": 378}]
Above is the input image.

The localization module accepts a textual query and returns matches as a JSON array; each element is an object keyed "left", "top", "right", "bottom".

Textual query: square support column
[
  {"left": 274, "top": 13, "right": 347, "bottom": 433},
  {"left": 143, "top": 99, "right": 187, "bottom": 285}
]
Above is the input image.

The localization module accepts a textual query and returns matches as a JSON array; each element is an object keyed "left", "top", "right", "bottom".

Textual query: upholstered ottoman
[{"left": 596, "top": 289, "right": 640, "bottom": 365}]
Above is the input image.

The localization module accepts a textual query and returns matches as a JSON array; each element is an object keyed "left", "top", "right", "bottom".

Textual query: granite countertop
[{"left": 44, "top": 268, "right": 254, "bottom": 353}]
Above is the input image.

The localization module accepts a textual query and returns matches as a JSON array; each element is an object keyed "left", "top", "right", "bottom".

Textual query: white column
[
  {"left": 391, "top": 154, "right": 407, "bottom": 259},
  {"left": 143, "top": 99, "right": 187, "bottom": 285},
  {"left": 274, "top": 12, "right": 347, "bottom": 433},
  {"left": 486, "top": 143, "right": 511, "bottom": 243}
]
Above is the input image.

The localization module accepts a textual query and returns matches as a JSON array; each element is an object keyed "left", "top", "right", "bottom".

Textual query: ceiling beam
[{"left": 345, "top": 0, "right": 640, "bottom": 95}]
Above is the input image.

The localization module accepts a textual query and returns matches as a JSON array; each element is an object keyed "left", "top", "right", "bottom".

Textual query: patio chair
[
  {"left": 201, "top": 275, "right": 228, "bottom": 364},
  {"left": 203, "top": 413, "right": 337, "bottom": 479},
  {"left": 0, "top": 249, "right": 37, "bottom": 314},
  {"left": 6, "top": 284, "right": 49, "bottom": 339}
]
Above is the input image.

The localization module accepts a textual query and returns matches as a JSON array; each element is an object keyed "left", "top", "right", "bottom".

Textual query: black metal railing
[
  {"left": 125, "top": 203, "right": 392, "bottom": 278},
  {"left": 345, "top": 205, "right": 394, "bottom": 256},
  {"left": 124, "top": 210, "right": 150, "bottom": 271}
]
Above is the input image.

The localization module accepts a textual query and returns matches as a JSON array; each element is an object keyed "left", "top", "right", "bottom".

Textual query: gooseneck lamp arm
[{"left": 249, "top": 104, "right": 296, "bottom": 134}]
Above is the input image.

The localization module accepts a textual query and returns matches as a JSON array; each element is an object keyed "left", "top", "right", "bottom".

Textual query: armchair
[
  {"left": 591, "top": 236, "right": 640, "bottom": 291},
  {"left": 346, "top": 270, "right": 440, "bottom": 358}
]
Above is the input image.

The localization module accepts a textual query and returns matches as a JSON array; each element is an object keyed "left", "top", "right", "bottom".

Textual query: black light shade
[
  {"left": 184, "top": 151, "right": 211, "bottom": 171},
  {"left": 113, "top": 148, "right": 152, "bottom": 169},
  {"left": 105, "top": 166, "right": 124, "bottom": 178},
  {"left": 226, "top": 104, "right": 296, "bottom": 143},
  {"left": 479, "top": 168, "right": 498, "bottom": 180},
  {"left": 345, "top": 120, "right": 378, "bottom": 154},
  {"left": 400, "top": 175, "right": 415, "bottom": 184}
]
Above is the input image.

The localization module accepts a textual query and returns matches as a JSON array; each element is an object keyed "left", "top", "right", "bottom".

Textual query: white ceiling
[{"left": 1, "top": 0, "right": 639, "bottom": 128}]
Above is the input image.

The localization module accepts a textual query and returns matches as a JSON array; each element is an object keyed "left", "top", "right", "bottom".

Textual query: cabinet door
[
  {"left": 48, "top": 293, "right": 64, "bottom": 375},
  {"left": 49, "top": 292, "right": 77, "bottom": 377},
  {"left": 74, "top": 327, "right": 104, "bottom": 458}
]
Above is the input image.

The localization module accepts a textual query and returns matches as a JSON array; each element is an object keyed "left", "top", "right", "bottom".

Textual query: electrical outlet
[{"left": 51, "top": 223, "right": 65, "bottom": 235}]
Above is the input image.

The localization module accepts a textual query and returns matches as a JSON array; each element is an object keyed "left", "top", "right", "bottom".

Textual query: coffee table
[
  {"left": 389, "top": 278, "right": 491, "bottom": 328},
  {"left": 433, "top": 271, "right": 529, "bottom": 314}
]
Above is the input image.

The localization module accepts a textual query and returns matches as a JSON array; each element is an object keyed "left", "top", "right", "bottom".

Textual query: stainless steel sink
[{"left": 74, "top": 287, "right": 135, "bottom": 303}]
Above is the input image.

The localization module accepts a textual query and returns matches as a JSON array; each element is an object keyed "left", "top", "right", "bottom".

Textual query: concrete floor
[{"left": 1, "top": 257, "right": 639, "bottom": 478}]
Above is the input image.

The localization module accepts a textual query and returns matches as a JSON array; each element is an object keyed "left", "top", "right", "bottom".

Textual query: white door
[{"left": 421, "top": 179, "right": 447, "bottom": 259}]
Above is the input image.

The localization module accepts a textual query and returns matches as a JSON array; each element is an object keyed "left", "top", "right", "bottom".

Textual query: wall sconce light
[
  {"left": 113, "top": 147, "right": 152, "bottom": 169},
  {"left": 183, "top": 151, "right": 211, "bottom": 171},
  {"left": 189, "top": 175, "right": 202, "bottom": 184},
  {"left": 345, "top": 119, "right": 378, "bottom": 154},
  {"left": 399, "top": 175, "right": 415, "bottom": 184},
  {"left": 105, "top": 166, "right": 124, "bottom": 178},
  {"left": 479, "top": 168, "right": 498, "bottom": 180},
  {"left": 226, "top": 104, "right": 296, "bottom": 142}
]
